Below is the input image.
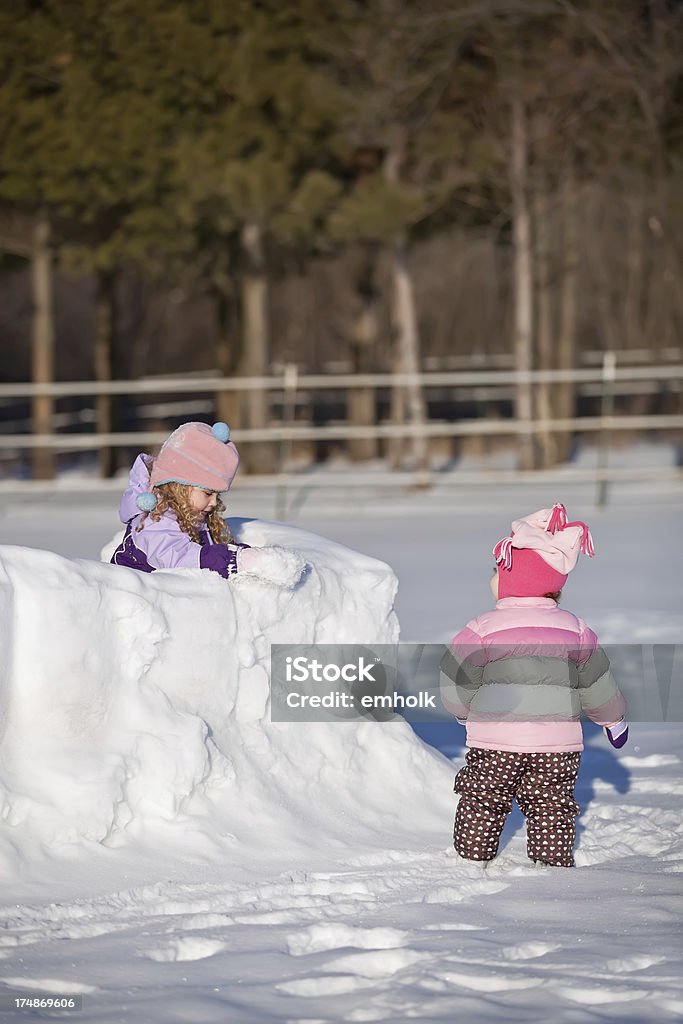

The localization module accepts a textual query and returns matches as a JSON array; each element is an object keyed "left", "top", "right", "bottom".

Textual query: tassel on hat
[
  {"left": 541, "top": 501, "right": 595, "bottom": 557},
  {"left": 566, "top": 518, "right": 595, "bottom": 557},
  {"left": 493, "top": 535, "right": 514, "bottom": 570},
  {"left": 546, "top": 502, "right": 568, "bottom": 534}
]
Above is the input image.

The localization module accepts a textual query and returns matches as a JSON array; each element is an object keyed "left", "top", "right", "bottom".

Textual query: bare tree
[
  {"left": 509, "top": 92, "right": 535, "bottom": 470},
  {"left": 239, "top": 220, "right": 275, "bottom": 473}
]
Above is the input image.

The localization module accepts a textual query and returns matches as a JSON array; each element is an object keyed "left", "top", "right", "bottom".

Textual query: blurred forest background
[{"left": 1, "top": 0, "right": 682, "bottom": 478}]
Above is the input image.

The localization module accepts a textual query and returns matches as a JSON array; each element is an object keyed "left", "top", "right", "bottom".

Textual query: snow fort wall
[{"left": 0, "top": 520, "right": 451, "bottom": 873}]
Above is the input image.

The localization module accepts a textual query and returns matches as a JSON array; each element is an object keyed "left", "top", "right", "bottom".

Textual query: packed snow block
[
  {"left": 0, "top": 555, "right": 13, "bottom": 746},
  {"left": 0, "top": 520, "right": 450, "bottom": 867}
]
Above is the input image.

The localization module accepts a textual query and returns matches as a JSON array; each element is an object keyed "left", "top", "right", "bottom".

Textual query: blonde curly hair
[{"left": 137, "top": 481, "right": 234, "bottom": 545}]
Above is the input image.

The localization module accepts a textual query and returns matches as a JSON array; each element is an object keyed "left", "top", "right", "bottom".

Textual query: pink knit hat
[
  {"left": 493, "top": 503, "right": 595, "bottom": 598},
  {"left": 136, "top": 421, "right": 240, "bottom": 512}
]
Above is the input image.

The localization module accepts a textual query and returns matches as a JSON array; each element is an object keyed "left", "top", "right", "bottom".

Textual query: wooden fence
[{"left": 0, "top": 362, "right": 681, "bottom": 501}]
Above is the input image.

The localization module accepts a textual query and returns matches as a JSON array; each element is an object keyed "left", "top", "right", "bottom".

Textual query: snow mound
[{"left": 0, "top": 519, "right": 451, "bottom": 879}]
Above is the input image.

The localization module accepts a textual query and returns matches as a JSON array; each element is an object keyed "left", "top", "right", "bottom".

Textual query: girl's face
[
  {"left": 188, "top": 487, "right": 220, "bottom": 515},
  {"left": 490, "top": 567, "right": 499, "bottom": 601}
]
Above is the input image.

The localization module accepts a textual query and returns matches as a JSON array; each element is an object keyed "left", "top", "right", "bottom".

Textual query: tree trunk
[
  {"left": 240, "top": 221, "right": 275, "bottom": 473},
  {"left": 387, "top": 349, "right": 407, "bottom": 470},
  {"left": 390, "top": 245, "right": 429, "bottom": 474},
  {"left": 383, "top": 144, "right": 429, "bottom": 477},
  {"left": 642, "top": 185, "right": 667, "bottom": 356},
  {"left": 555, "top": 164, "right": 579, "bottom": 462},
  {"left": 387, "top": 243, "right": 430, "bottom": 475},
  {"left": 214, "top": 286, "right": 242, "bottom": 430},
  {"left": 624, "top": 194, "right": 644, "bottom": 350},
  {"left": 95, "top": 269, "right": 117, "bottom": 478},
  {"left": 348, "top": 250, "right": 378, "bottom": 462},
  {"left": 31, "top": 217, "right": 55, "bottom": 480},
  {"left": 509, "top": 93, "right": 535, "bottom": 471},
  {"left": 533, "top": 178, "right": 557, "bottom": 468}
]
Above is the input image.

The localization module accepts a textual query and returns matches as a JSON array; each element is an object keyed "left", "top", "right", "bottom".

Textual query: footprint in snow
[
  {"left": 278, "top": 974, "right": 377, "bottom": 997},
  {"left": 277, "top": 949, "right": 425, "bottom": 998},
  {"left": 321, "top": 948, "right": 425, "bottom": 980},
  {"left": 557, "top": 984, "right": 651, "bottom": 1004},
  {"left": 1, "top": 978, "right": 97, "bottom": 995},
  {"left": 422, "top": 922, "right": 486, "bottom": 932},
  {"left": 141, "top": 936, "right": 227, "bottom": 962},
  {"left": 619, "top": 754, "right": 681, "bottom": 768},
  {"left": 502, "top": 940, "right": 561, "bottom": 960},
  {"left": 287, "top": 923, "right": 408, "bottom": 956},
  {"left": 423, "top": 879, "right": 509, "bottom": 903},
  {"left": 605, "top": 954, "right": 667, "bottom": 973},
  {"left": 436, "top": 969, "right": 543, "bottom": 992}
]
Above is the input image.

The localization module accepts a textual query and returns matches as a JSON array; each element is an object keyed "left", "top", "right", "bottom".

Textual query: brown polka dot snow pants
[{"left": 453, "top": 748, "right": 581, "bottom": 867}]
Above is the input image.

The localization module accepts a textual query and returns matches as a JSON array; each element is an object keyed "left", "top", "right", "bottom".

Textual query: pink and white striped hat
[{"left": 493, "top": 503, "right": 595, "bottom": 598}]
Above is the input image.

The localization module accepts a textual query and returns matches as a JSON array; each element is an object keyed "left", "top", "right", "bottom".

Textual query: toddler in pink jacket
[{"left": 440, "top": 504, "right": 627, "bottom": 868}]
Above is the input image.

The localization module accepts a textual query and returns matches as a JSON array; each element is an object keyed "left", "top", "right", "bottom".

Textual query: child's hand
[
  {"left": 237, "top": 545, "right": 306, "bottom": 588},
  {"left": 604, "top": 720, "right": 629, "bottom": 748}
]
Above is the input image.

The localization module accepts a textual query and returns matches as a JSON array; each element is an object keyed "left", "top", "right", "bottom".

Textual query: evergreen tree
[
  {"left": 160, "top": 0, "right": 343, "bottom": 471},
  {"left": 322, "top": 0, "right": 486, "bottom": 474},
  {"left": 0, "top": 0, "right": 181, "bottom": 474}
]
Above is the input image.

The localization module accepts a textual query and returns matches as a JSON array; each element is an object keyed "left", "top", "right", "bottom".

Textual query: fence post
[
  {"left": 597, "top": 351, "right": 616, "bottom": 507},
  {"left": 31, "top": 218, "right": 55, "bottom": 480},
  {"left": 275, "top": 363, "right": 298, "bottom": 520}
]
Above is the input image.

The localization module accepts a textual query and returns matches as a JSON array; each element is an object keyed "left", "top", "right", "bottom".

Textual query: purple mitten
[{"left": 604, "top": 720, "right": 629, "bottom": 748}]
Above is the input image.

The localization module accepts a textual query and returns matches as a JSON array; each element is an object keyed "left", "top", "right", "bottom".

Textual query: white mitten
[{"left": 237, "top": 545, "right": 306, "bottom": 588}]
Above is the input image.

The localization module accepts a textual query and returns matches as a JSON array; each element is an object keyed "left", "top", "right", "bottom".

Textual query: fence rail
[
  {"left": 1, "top": 415, "right": 682, "bottom": 450},
  {"left": 0, "top": 364, "right": 682, "bottom": 398},
  {"left": 1, "top": 364, "right": 681, "bottom": 509}
]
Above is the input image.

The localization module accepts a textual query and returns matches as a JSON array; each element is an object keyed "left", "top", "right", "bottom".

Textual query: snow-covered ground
[{"left": 0, "top": 475, "right": 681, "bottom": 1023}]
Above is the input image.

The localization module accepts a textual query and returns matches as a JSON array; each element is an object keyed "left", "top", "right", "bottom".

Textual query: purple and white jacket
[
  {"left": 440, "top": 596, "right": 626, "bottom": 753},
  {"left": 110, "top": 454, "right": 249, "bottom": 579}
]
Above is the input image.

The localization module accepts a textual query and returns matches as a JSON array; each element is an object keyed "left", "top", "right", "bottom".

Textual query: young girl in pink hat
[
  {"left": 111, "top": 421, "right": 303, "bottom": 586},
  {"left": 441, "top": 503, "right": 628, "bottom": 868}
]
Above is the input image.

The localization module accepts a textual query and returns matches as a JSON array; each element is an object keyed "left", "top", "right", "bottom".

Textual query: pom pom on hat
[
  {"left": 136, "top": 491, "right": 158, "bottom": 512},
  {"left": 211, "top": 421, "right": 230, "bottom": 442}
]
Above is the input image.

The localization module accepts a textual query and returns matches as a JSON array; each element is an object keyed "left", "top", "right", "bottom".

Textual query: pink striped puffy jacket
[{"left": 440, "top": 596, "right": 626, "bottom": 753}]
